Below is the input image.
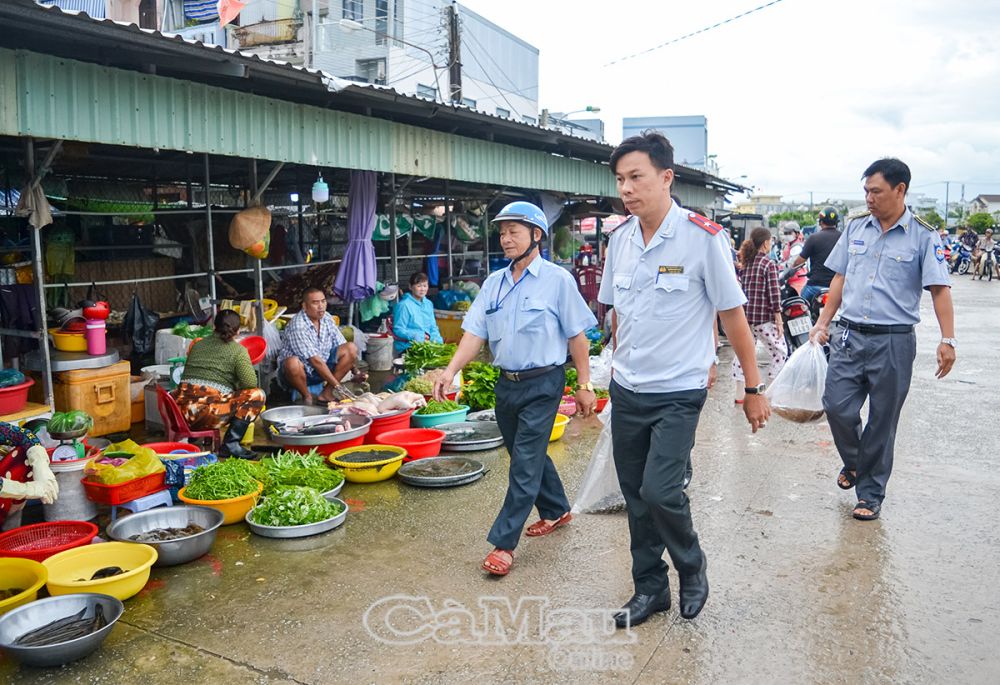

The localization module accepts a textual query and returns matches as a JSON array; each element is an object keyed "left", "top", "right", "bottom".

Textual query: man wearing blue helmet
[{"left": 433, "top": 201, "right": 597, "bottom": 577}]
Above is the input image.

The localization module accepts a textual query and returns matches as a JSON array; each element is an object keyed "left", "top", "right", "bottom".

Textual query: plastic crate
[
  {"left": 81, "top": 471, "right": 166, "bottom": 505},
  {"left": 0, "top": 521, "right": 99, "bottom": 562}
]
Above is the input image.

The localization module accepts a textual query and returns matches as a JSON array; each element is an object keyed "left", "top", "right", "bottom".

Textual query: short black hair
[
  {"left": 214, "top": 309, "right": 241, "bottom": 342},
  {"left": 409, "top": 272, "right": 429, "bottom": 287},
  {"left": 862, "top": 158, "right": 911, "bottom": 193},
  {"left": 610, "top": 130, "right": 674, "bottom": 174},
  {"left": 302, "top": 287, "right": 325, "bottom": 303}
]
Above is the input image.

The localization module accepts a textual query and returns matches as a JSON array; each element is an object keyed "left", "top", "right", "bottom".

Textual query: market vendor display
[
  {"left": 393, "top": 272, "right": 443, "bottom": 354},
  {"left": 277, "top": 287, "right": 364, "bottom": 405},
  {"left": 0, "top": 421, "right": 59, "bottom": 530},
  {"left": 432, "top": 201, "right": 597, "bottom": 577},
  {"left": 173, "top": 310, "right": 266, "bottom": 459}
]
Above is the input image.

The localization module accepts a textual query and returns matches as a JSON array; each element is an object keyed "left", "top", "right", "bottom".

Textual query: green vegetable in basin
[
  {"left": 403, "top": 342, "right": 456, "bottom": 374},
  {"left": 416, "top": 400, "right": 463, "bottom": 415},
  {"left": 250, "top": 486, "right": 344, "bottom": 527},
  {"left": 461, "top": 361, "right": 500, "bottom": 411},
  {"left": 184, "top": 458, "right": 263, "bottom": 500},
  {"left": 259, "top": 450, "right": 344, "bottom": 493}
]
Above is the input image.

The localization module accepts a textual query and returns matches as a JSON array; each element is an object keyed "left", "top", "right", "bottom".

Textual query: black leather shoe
[
  {"left": 613, "top": 589, "right": 671, "bottom": 628},
  {"left": 679, "top": 555, "right": 709, "bottom": 619}
]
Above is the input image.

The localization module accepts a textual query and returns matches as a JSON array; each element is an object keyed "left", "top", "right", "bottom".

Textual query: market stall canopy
[{"left": 333, "top": 171, "right": 378, "bottom": 303}]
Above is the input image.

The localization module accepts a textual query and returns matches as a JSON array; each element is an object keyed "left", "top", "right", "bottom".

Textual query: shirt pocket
[
  {"left": 847, "top": 243, "right": 868, "bottom": 272},
  {"left": 485, "top": 310, "right": 505, "bottom": 343},
  {"left": 612, "top": 272, "right": 635, "bottom": 317},
  {"left": 652, "top": 275, "right": 689, "bottom": 318},
  {"left": 884, "top": 249, "right": 916, "bottom": 276},
  {"left": 519, "top": 298, "right": 549, "bottom": 330}
]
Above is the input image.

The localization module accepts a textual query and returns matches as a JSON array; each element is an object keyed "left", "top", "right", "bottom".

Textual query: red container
[
  {"left": 287, "top": 435, "right": 365, "bottom": 456},
  {"left": 0, "top": 521, "right": 99, "bottom": 562},
  {"left": 239, "top": 335, "right": 267, "bottom": 365},
  {"left": 364, "top": 409, "right": 415, "bottom": 444},
  {"left": 595, "top": 397, "right": 609, "bottom": 413},
  {"left": 141, "top": 442, "right": 202, "bottom": 455},
  {"left": 0, "top": 378, "right": 34, "bottom": 416},
  {"left": 81, "top": 471, "right": 167, "bottom": 505},
  {"left": 422, "top": 391, "right": 457, "bottom": 402},
  {"left": 377, "top": 428, "right": 446, "bottom": 462}
]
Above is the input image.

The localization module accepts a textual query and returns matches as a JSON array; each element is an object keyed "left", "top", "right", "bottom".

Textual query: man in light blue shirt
[
  {"left": 811, "top": 158, "right": 955, "bottom": 521},
  {"left": 598, "top": 131, "right": 771, "bottom": 627},
  {"left": 434, "top": 201, "right": 597, "bottom": 577}
]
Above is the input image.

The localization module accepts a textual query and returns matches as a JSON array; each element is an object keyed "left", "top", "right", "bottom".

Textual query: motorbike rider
[
  {"left": 789, "top": 207, "right": 842, "bottom": 305},
  {"left": 974, "top": 228, "right": 996, "bottom": 278},
  {"left": 779, "top": 221, "right": 807, "bottom": 293},
  {"left": 954, "top": 227, "right": 979, "bottom": 271}
]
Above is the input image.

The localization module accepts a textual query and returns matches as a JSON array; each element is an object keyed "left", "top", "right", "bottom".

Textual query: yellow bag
[{"left": 84, "top": 439, "right": 165, "bottom": 485}]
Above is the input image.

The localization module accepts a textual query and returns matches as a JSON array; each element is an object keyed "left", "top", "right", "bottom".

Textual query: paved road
[{"left": 4, "top": 276, "right": 997, "bottom": 684}]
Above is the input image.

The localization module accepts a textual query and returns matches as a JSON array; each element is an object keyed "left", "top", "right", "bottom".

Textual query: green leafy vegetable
[
  {"left": 403, "top": 342, "right": 456, "bottom": 373},
  {"left": 48, "top": 411, "right": 92, "bottom": 434},
  {"left": 416, "top": 400, "right": 463, "bottom": 415},
  {"left": 564, "top": 367, "right": 578, "bottom": 393},
  {"left": 259, "top": 450, "right": 344, "bottom": 493},
  {"left": 184, "top": 459, "right": 263, "bottom": 500},
  {"left": 462, "top": 362, "right": 500, "bottom": 411},
  {"left": 250, "top": 486, "right": 343, "bottom": 527},
  {"left": 594, "top": 387, "right": 610, "bottom": 399},
  {"left": 171, "top": 322, "right": 214, "bottom": 340},
  {"left": 403, "top": 377, "right": 434, "bottom": 395}
]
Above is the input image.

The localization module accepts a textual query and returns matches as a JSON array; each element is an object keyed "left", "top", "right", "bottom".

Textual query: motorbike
[
  {"left": 980, "top": 244, "right": 1000, "bottom": 282},
  {"left": 952, "top": 243, "right": 972, "bottom": 275},
  {"left": 778, "top": 269, "right": 812, "bottom": 351}
]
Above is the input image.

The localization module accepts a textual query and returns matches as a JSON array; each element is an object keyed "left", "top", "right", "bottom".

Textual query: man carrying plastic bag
[{"left": 766, "top": 342, "right": 828, "bottom": 423}]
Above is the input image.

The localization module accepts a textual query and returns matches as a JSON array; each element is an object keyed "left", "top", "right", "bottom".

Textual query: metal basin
[
  {"left": 246, "top": 494, "right": 348, "bottom": 539},
  {"left": 105, "top": 506, "right": 224, "bottom": 567},
  {"left": 0, "top": 593, "right": 123, "bottom": 667},
  {"left": 268, "top": 413, "right": 372, "bottom": 447},
  {"left": 260, "top": 405, "right": 327, "bottom": 431}
]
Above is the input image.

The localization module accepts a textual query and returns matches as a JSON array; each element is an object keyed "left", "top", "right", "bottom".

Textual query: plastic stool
[{"left": 110, "top": 489, "right": 174, "bottom": 522}]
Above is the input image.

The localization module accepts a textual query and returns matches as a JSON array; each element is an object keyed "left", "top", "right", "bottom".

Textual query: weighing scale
[{"left": 48, "top": 425, "right": 89, "bottom": 462}]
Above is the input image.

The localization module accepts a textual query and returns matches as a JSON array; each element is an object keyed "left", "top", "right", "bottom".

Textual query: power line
[
  {"left": 604, "top": 0, "right": 791, "bottom": 66},
  {"left": 461, "top": 40, "right": 521, "bottom": 118}
]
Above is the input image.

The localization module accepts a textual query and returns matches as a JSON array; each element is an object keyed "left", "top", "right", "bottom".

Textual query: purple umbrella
[{"left": 334, "top": 170, "right": 378, "bottom": 302}]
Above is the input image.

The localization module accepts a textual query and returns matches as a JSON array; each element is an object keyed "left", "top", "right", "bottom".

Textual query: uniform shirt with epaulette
[
  {"left": 597, "top": 202, "right": 747, "bottom": 393},
  {"left": 824, "top": 208, "right": 950, "bottom": 326}
]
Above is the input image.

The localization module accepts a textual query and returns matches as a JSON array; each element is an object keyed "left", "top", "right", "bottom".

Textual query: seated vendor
[
  {"left": 393, "top": 272, "right": 443, "bottom": 354},
  {"left": 0, "top": 421, "right": 59, "bottom": 531},
  {"left": 173, "top": 309, "right": 266, "bottom": 459},
  {"left": 277, "top": 287, "right": 361, "bottom": 405}
]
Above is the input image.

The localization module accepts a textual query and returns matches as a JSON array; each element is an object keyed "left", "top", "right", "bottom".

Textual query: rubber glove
[
  {"left": 25, "top": 445, "right": 59, "bottom": 502},
  {"left": 0, "top": 472, "right": 57, "bottom": 504}
]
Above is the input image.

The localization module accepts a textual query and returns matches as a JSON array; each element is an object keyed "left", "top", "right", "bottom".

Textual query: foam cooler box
[{"left": 53, "top": 361, "right": 131, "bottom": 437}]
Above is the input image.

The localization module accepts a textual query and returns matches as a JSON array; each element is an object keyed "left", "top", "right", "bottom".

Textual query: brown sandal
[
  {"left": 526, "top": 512, "right": 572, "bottom": 537},
  {"left": 482, "top": 548, "right": 513, "bottom": 576}
]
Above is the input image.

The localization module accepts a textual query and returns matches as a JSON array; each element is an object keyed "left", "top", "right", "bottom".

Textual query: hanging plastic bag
[
  {"left": 589, "top": 345, "right": 614, "bottom": 389},
  {"left": 124, "top": 292, "right": 160, "bottom": 356},
  {"left": 766, "top": 341, "right": 828, "bottom": 423},
  {"left": 261, "top": 317, "right": 282, "bottom": 363},
  {"left": 571, "top": 403, "right": 625, "bottom": 514}
]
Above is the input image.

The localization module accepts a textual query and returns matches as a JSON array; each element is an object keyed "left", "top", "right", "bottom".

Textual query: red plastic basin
[
  {"left": 364, "top": 409, "right": 415, "bottom": 444},
  {"left": 0, "top": 378, "right": 34, "bottom": 416},
  {"left": 287, "top": 435, "right": 365, "bottom": 456},
  {"left": 141, "top": 442, "right": 202, "bottom": 455},
  {"left": 377, "top": 428, "right": 446, "bottom": 461},
  {"left": 239, "top": 335, "right": 267, "bottom": 365},
  {"left": 595, "top": 397, "right": 609, "bottom": 413}
]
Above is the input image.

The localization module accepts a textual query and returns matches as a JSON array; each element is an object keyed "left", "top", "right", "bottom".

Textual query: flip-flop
[
  {"left": 837, "top": 467, "right": 857, "bottom": 490},
  {"left": 852, "top": 500, "right": 881, "bottom": 521},
  {"left": 482, "top": 548, "right": 513, "bottom": 576},
  {"left": 526, "top": 512, "right": 572, "bottom": 537}
]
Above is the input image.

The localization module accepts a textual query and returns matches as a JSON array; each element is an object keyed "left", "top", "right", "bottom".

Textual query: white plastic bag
[
  {"left": 589, "top": 345, "right": 614, "bottom": 389},
  {"left": 766, "top": 341, "right": 828, "bottom": 423},
  {"left": 571, "top": 403, "right": 625, "bottom": 514}
]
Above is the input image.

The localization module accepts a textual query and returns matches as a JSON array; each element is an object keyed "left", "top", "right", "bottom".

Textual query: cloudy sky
[{"left": 459, "top": 0, "right": 1000, "bottom": 205}]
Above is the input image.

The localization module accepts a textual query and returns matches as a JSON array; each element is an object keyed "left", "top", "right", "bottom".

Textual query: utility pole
[
  {"left": 447, "top": 2, "right": 462, "bottom": 103},
  {"left": 944, "top": 181, "right": 949, "bottom": 229},
  {"left": 809, "top": 191, "right": 813, "bottom": 211}
]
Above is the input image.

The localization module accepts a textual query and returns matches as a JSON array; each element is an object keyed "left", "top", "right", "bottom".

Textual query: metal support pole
[
  {"left": 250, "top": 160, "right": 265, "bottom": 335},
  {"left": 444, "top": 181, "right": 453, "bottom": 282},
  {"left": 203, "top": 154, "right": 217, "bottom": 305},
  {"left": 25, "top": 139, "right": 53, "bottom": 410},
  {"left": 389, "top": 174, "right": 399, "bottom": 285}
]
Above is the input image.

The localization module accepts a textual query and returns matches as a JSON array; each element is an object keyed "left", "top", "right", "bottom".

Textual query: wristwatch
[
  {"left": 744, "top": 383, "right": 766, "bottom": 395},
  {"left": 941, "top": 338, "right": 957, "bottom": 348},
  {"left": 578, "top": 382, "right": 595, "bottom": 392}
]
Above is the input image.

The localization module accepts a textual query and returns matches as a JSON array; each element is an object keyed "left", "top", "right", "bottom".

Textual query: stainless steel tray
[
  {"left": 267, "top": 413, "right": 371, "bottom": 447},
  {"left": 245, "top": 495, "right": 348, "bottom": 538},
  {"left": 397, "top": 457, "right": 485, "bottom": 487},
  {"left": 436, "top": 421, "right": 504, "bottom": 452},
  {"left": 260, "top": 405, "right": 327, "bottom": 431},
  {"left": 466, "top": 410, "right": 497, "bottom": 423}
]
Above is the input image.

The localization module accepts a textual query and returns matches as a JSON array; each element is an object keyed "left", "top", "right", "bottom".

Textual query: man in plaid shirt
[
  {"left": 278, "top": 287, "right": 360, "bottom": 404},
  {"left": 733, "top": 228, "right": 787, "bottom": 401}
]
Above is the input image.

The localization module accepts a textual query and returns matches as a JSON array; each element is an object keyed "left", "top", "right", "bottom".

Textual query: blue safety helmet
[{"left": 491, "top": 201, "right": 549, "bottom": 235}]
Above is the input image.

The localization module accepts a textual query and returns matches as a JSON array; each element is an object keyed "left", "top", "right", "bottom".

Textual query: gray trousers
[
  {"left": 610, "top": 381, "right": 707, "bottom": 595},
  {"left": 488, "top": 366, "right": 570, "bottom": 551},
  {"left": 823, "top": 325, "right": 916, "bottom": 505}
]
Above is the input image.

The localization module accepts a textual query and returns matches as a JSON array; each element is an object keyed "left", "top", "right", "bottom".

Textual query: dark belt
[
  {"left": 839, "top": 319, "right": 913, "bottom": 335},
  {"left": 500, "top": 364, "right": 561, "bottom": 382}
]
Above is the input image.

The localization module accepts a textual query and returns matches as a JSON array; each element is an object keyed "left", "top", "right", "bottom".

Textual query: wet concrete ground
[{"left": 3, "top": 276, "right": 998, "bottom": 684}]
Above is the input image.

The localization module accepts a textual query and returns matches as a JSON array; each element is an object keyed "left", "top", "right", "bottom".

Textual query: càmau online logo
[{"left": 363, "top": 595, "right": 638, "bottom": 647}]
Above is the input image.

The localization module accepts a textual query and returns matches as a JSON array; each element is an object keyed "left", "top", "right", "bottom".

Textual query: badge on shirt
[
  {"left": 658, "top": 265, "right": 684, "bottom": 274},
  {"left": 851, "top": 239, "right": 865, "bottom": 246},
  {"left": 934, "top": 245, "right": 945, "bottom": 262}
]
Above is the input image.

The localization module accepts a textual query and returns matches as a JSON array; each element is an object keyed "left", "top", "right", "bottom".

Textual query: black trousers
[
  {"left": 610, "top": 381, "right": 707, "bottom": 594},
  {"left": 488, "top": 366, "right": 570, "bottom": 551}
]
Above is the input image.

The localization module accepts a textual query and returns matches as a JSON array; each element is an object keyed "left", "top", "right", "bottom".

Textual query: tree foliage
[
  {"left": 967, "top": 212, "right": 996, "bottom": 233},
  {"left": 919, "top": 210, "right": 945, "bottom": 229},
  {"left": 768, "top": 210, "right": 817, "bottom": 228}
]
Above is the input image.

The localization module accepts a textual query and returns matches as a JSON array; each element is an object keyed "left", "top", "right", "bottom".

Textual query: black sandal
[
  {"left": 837, "top": 467, "right": 857, "bottom": 490},
  {"left": 852, "top": 500, "right": 881, "bottom": 521}
]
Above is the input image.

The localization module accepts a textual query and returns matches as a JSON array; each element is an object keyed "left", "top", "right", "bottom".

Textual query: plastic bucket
[
  {"left": 364, "top": 409, "right": 415, "bottom": 444},
  {"left": 85, "top": 319, "right": 106, "bottom": 355},
  {"left": 365, "top": 334, "right": 393, "bottom": 372},
  {"left": 44, "top": 458, "right": 98, "bottom": 522}
]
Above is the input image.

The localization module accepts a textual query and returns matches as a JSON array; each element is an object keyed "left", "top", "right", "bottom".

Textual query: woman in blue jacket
[{"left": 393, "top": 272, "right": 443, "bottom": 354}]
